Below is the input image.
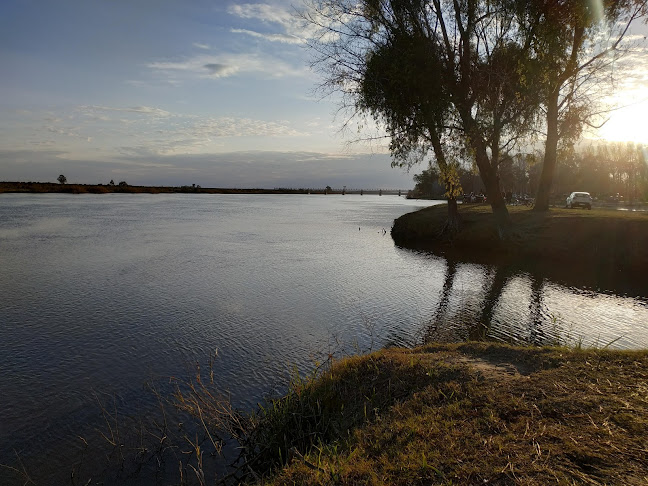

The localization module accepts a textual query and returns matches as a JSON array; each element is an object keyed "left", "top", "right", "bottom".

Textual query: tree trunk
[
  {"left": 489, "top": 190, "right": 511, "bottom": 240},
  {"left": 428, "top": 125, "right": 462, "bottom": 237},
  {"left": 458, "top": 107, "right": 512, "bottom": 239},
  {"left": 442, "top": 196, "right": 462, "bottom": 236},
  {"left": 477, "top": 151, "right": 511, "bottom": 240},
  {"left": 534, "top": 89, "right": 560, "bottom": 211}
]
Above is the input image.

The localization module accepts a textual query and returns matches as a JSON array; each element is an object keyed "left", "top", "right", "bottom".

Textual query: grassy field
[
  {"left": 256, "top": 343, "right": 648, "bottom": 485},
  {"left": 391, "top": 204, "right": 648, "bottom": 293}
]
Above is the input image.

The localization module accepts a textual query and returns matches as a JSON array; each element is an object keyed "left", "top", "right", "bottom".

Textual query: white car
[{"left": 566, "top": 191, "right": 592, "bottom": 210}]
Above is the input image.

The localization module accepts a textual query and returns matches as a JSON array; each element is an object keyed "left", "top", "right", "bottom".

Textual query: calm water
[{"left": 1, "top": 193, "right": 647, "bottom": 483}]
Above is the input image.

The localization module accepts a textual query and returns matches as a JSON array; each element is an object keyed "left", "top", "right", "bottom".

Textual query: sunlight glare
[
  {"left": 597, "top": 98, "right": 648, "bottom": 145},
  {"left": 589, "top": 0, "right": 604, "bottom": 22}
]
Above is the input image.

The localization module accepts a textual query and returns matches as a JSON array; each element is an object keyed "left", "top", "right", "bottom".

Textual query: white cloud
[
  {"left": 193, "top": 116, "right": 304, "bottom": 138},
  {"left": 193, "top": 42, "right": 211, "bottom": 50},
  {"left": 147, "top": 53, "right": 310, "bottom": 80},
  {"left": 131, "top": 116, "right": 307, "bottom": 156},
  {"left": 79, "top": 105, "right": 172, "bottom": 117},
  {"left": 231, "top": 28, "right": 304, "bottom": 44},
  {"left": 227, "top": 3, "right": 294, "bottom": 26},
  {"left": 227, "top": 2, "right": 339, "bottom": 43}
]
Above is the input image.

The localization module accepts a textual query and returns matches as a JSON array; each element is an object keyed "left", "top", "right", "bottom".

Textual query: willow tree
[
  {"left": 523, "top": 0, "right": 647, "bottom": 211},
  {"left": 303, "top": 0, "right": 542, "bottom": 239},
  {"left": 359, "top": 27, "right": 465, "bottom": 234}
]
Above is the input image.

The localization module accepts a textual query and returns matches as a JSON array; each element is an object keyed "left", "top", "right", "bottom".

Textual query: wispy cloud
[
  {"left": 127, "top": 116, "right": 308, "bottom": 156},
  {"left": 227, "top": 2, "right": 340, "bottom": 46},
  {"left": 192, "top": 116, "right": 304, "bottom": 138},
  {"left": 79, "top": 105, "right": 172, "bottom": 117},
  {"left": 231, "top": 28, "right": 304, "bottom": 44},
  {"left": 227, "top": 3, "right": 294, "bottom": 27},
  {"left": 193, "top": 42, "right": 211, "bottom": 50},
  {"left": 147, "top": 53, "right": 309, "bottom": 80}
]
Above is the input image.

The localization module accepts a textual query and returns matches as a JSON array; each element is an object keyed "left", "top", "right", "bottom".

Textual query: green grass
[{"left": 259, "top": 343, "right": 648, "bottom": 485}]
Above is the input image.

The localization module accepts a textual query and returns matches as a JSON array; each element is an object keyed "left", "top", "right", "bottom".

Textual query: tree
[
  {"left": 109, "top": 179, "right": 115, "bottom": 186},
  {"left": 304, "top": 0, "right": 543, "bottom": 238},
  {"left": 525, "top": 0, "right": 647, "bottom": 211},
  {"left": 57, "top": 174, "right": 67, "bottom": 184},
  {"left": 412, "top": 166, "right": 441, "bottom": 199},
  {"left": 357, "top": 24, "right": 465, "bottom": 233}
]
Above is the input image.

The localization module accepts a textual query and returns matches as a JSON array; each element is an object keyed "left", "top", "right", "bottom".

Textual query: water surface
[{"left": 1, "top": 193, "right": 647, "bottom": 483}]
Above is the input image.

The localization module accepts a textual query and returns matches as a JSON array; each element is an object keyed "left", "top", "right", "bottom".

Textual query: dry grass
[{"left": 264, "top": 343, "right": 648, "bottom": 485}]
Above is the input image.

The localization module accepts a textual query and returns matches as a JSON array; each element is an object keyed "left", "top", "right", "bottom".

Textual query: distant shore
[{"left": 0, "top": 181, "right": 404, "bottom": 196}]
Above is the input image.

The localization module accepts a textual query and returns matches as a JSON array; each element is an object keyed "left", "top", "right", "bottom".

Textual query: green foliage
[
  {"left": 358, "top": 27, "right": 451, "bottom": 169},
  {"left": 411, "top": 166, "right": 440, "bottom": 198},
  {"left": 57, "top": 174, "right": 67, "bottom": 184}
]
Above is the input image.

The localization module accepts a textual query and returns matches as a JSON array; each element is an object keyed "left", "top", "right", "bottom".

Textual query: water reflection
[
  {"left": 528, "top": 271, "right": 546, "bottom": 345},
  {"left": 419, "top": 254, "right": 648, "bottom": 349}
]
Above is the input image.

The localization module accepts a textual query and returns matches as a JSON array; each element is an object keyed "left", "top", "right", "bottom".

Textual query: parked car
[{"left": 566, "top": 191, "right": 592, "bottom": 210}]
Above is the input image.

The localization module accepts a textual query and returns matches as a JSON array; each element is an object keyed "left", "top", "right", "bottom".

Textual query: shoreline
[
  {"left": 391, "top": 203, "right": 648, "bottom": 295},
  {"left": 0, "top": 181, "right": 404, "bottom": 195},
  {"left": 257, "top": 343, "right": 648, "bottom": 485}
]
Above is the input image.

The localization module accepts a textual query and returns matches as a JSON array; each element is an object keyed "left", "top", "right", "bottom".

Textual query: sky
[{"left": 1, "top": 1, "right": 647, "bottom": 188}]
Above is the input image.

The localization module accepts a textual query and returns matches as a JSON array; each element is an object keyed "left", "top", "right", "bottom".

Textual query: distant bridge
[{"left": 274, "top": 187, "right": 409, "bottom": 196}]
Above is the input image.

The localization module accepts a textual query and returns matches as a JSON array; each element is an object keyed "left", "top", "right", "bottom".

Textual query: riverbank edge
[
  {"left": 259, "top": 342, "right": 648, "bottom": 485},
  {"left": 390, "top": 203, "right": 648, "bottom": 293}
]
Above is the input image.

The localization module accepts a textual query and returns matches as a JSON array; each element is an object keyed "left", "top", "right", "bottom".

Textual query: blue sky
[
  {"left": 1, "top": 0, "right": 408, "bottom": 188},
  {"left": 1, "top": 1, "right": 647, "bottom": 188}
]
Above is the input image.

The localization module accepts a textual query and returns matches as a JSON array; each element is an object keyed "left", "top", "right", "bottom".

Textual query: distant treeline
[
  {"left": 0, "top": 182, "right": 404, "bottom": 195},
  {"left": 409, "top": 142, "right": 648, "bottom": 203}
]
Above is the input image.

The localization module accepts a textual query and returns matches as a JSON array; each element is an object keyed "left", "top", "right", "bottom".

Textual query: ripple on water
[{"left": 1, "top": 194, "right": 647, "bottom": 483}]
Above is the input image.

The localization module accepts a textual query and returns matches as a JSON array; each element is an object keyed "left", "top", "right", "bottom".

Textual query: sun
[{"left": 597, "top": 97, "right": 648, "bottom": 145}]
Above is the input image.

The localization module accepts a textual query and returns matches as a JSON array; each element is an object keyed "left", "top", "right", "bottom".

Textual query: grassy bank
[
  {"left": 391, "top": 204, "right": 648, "bottom": 293},
  {"left": 256, "top": 343, "right": 648, "bottom": 485}
]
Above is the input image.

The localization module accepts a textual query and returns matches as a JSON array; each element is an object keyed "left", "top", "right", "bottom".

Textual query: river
[{"left": 1, "top": 193, "right": 647, "bottom": 484}]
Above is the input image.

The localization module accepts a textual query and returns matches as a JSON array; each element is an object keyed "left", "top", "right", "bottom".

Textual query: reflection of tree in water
[
  {"left": 471, "top": 265, "right": 515, "bottom": 340},
  {"left": 424, "top": 259, "right": 458, "bottom": 343},
  {"left": 528, "top": 272, "right": 547, "bottom": 345},
  {"left": 423, "top": 258, "right": 556, "bottom": 345},
  {"left": 473, "top": 267, "right": 552, "bottom": 343}
]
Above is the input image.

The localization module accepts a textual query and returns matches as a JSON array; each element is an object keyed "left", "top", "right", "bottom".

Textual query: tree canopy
[
  {"left": 524, "top": 0, "right": 648, "bottom": 211},
  {"left": 304, "top": 0, "right": 548, "bottom": 237},
  {"left": 303, "top": 0, "right": 647, "bottom": 237}
]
